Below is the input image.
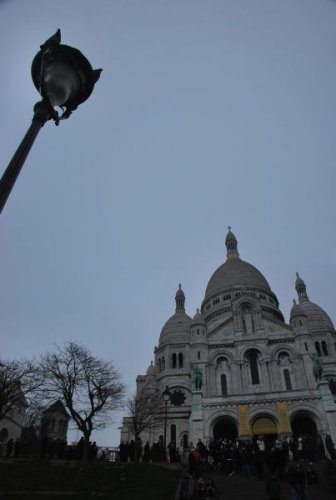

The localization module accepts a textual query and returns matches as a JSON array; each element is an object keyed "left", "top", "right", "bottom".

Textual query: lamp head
[
  {"left": 162, "top": 386, "right": 171, "bottom": 403},
  {"left": 31, "top": 29, "right": 102, "bottom": 118}
]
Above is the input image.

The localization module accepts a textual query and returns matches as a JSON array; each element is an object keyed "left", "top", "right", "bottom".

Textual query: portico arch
[
  {"left": 212, "top": 416, "right": 238, "bottom": 442},
  {"left": 251, "top": 414, "right": 278, "bottom": 449},
  {"left": 291, "top": 411, "right": 318, "bottom": 438}
]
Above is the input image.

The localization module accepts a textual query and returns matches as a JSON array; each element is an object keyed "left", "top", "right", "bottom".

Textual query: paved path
[{"left": 200, "top": 462, "right": 335, "bottom": 499}]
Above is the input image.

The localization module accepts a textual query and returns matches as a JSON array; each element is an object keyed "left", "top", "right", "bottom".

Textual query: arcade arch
[
  {"left": 291, "top": 411, "right": 318, "bottom": 438},
  {"left": 212, "top": 416, "right": 238, "bottom": 442}
]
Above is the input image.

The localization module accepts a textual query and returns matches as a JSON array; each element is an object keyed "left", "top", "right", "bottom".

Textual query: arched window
[
  {"left": 284, "top": 369, "right": 292, "bottom": 391},
  {"left": 304, "top": 342, "right": 308, "bottom": 352},
  {"left": 322, "top": 341, "right": 328, "bottom": 356},
  {"left": 158, "top": 359, "right": 162, "bottom": 371},
  {"left": 178, "top": 353, "right": 183, "bottom": 368},
  {"left": 162, "top": 357, "right": 165, "bottom": 370},
  {"left": 315, "top": 342, "right": 321, "bottom": 357},
  {"left": 172, "top": 353, "right": 177, "bottom": 368},
  {"left": 221, "top": 374, "right": 228, "bottom": 395},
  {"left": 246, "top": 350, "right": 260, "bottom": 385},
  {"left": 170, "top": 424, "right": 176, "bottom": 444},
  {"left": 197, "top": 351, "right": 201, "bottom": 360}
]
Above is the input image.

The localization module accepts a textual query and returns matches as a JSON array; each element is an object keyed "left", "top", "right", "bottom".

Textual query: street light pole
[
  {"left": 0, "top": 102, "right": 53, "bottom": 213},
  {"left": 162, "top": 385, "right": 171, "bottom": 460},
  {"left": 0, "top": 29, "right": 102, "bottom": 214}
]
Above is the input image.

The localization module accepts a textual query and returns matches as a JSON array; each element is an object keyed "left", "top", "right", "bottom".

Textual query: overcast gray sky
[{"left": 1, "top": 0, "right": 336, "bottom": 446}]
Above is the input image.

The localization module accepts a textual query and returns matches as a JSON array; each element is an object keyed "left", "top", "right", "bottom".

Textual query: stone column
[
  {"left": 189, "top": 391, "right": 204, "bottom": 445},
  {"left": 318, "top": 380, "right": 336, "bottom": 447}
]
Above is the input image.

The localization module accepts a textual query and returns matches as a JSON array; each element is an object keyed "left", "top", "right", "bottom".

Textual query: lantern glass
[{"left": 42, "top": 62, "right": 80, "bottom": 107}]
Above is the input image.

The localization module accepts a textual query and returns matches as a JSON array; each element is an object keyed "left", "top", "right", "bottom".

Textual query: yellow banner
[
  {"left": 276, "top": 401, "right": 292, "bottom": 434},
  {"left": 238, "top": 404, "right": 250, "bottom": 437}
]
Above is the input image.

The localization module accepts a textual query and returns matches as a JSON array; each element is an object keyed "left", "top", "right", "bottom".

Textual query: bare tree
[
  {"left": 126, "top": 388, "right": 161, "bottom": 461},
  {"left": 39, "top": 341, "right": 125, "bottom": 460},
  {"left": 0, "top": 358, "right": 41, "bottom": 422}
]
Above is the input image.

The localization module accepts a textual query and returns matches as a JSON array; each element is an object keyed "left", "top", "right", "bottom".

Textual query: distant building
[
  {"left": 121, "top": 229, "right": 336, "bottom": 451},
  {"left": 41, "top": 400, "right": 70, "bottom": 442},
  {"left": 0, "top": 389, "right": 28, "bottom": 455}
]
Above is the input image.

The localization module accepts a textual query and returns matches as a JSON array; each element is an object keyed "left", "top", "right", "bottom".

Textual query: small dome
[
  {"left": 290, "top": 300, "right": 307, "bottom": 319},
  {"left": 298, "top": 301, "right": 334, "bottom": 331},
  {"left": 159, "top": 285, "right": 192, "bottom": 345},
  {"left": 191, "top": 308, "right": 206, "bottom": 326},
  {"left": 293, "top": 274, "right": 334, "bottom": 331},
  {"left": 159, "top": 311, "right": 192, "bottom": 344},
  {"left": 146, "top": 361, "right": 156, "bottom": 376}
]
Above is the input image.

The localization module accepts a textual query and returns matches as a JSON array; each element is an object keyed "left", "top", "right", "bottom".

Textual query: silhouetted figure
[
  {"left": 76, "top": 437, "right": 84, "bottom": 459},
  {"left": 143, "top": 441, "right": 150, "bottom": 462},
  {"left": 14, "top": 438, "right": 21, "bottom": 458},
  {"left": 306, "top": 462, "right": 318, "bottom": 485},
  {"left": 286, "top": 461, "right": 307, "bottom": 500},
  {"left": 6, "top": 438, "right": 13, "bottom": 458}
]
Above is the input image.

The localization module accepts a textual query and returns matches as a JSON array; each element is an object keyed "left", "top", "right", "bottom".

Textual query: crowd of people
[
  {"left": 118, "top": 433, "right": 336, "bottom": 499},
  {"left": 179, "top": 434, "right": 336, "bottom": 499},
  {"left": 119, "top": 437, "right": 182, "bottom": 462},
  {"left": 2, "top": 435, "right": 98, "bottom": 460}
]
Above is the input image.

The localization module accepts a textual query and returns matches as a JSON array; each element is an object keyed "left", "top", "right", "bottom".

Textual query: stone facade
[{"left": 121, "top": 229, "right": 336, "bottom": 451}]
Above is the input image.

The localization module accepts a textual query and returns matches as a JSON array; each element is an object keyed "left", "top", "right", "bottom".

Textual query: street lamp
[
  {"left": 0, "top": 29, "right": 102, "bottom": 214},
  {"left": 162, "top": 385, "right": 171, "bottom": 458}
]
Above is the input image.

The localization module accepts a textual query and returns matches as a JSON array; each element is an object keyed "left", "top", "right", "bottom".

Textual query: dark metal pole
[
  {"left": 0, "top": 101, "right": 53, "bottom": 214},
  {"left": 163, "top": 399, "right": 168, "bottom": 455}
]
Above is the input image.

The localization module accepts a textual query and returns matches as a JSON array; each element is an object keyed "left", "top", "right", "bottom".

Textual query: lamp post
[
  {"left": 0, "top": 29, "right": 102, "bottom": 214},
  {"left": 162, "top": 385, "right": 171, "bottom": 459}
]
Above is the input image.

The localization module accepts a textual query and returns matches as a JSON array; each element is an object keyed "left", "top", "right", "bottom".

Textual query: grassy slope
[{"left": 0, "top": 460, "right": 181, "bottom": 500}]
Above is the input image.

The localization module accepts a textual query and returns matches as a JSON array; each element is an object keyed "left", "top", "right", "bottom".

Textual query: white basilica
[{"left": 121, "top": 229, "right": 336, "bottom": 448}]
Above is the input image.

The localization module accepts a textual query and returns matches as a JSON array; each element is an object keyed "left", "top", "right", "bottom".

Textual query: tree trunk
[{"left": 82, "top": 433, "right": 91, "bottom": 462}]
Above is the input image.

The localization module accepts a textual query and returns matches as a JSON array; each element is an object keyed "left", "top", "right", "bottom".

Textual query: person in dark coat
[
  {"left": 265, "top": 471, "right": 282, "bottom": 500},
  {"left": 286, "top": 461, "right": 307, "bottom": 500}
]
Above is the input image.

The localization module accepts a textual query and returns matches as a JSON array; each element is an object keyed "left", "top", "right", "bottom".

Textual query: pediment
[{"left": 207, "top": 318, "right": 235, "bottom": 341}]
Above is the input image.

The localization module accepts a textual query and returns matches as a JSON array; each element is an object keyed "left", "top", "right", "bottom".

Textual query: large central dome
[
  {"left": 204, "top": 229, "right": 272, "bottom": 301},
  {"left": 205, "top": 258, "right": 271, "bottom": 299}
]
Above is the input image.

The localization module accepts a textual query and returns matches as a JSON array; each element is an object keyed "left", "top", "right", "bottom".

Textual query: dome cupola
[
  {"left": 225, "top": 226, "right": 239, "bottom": 260},
  {"left": 295, "top": 273, "right": 308, "bottom": 302},
  {"left": 146, "top": 360, "right": 156, "bottom": 376},
  {"left": 293, "top": 274, "right": 334, "bottom": 331},
  {"left": 159, "top": 284, "right": 192, "bottom": 345},
  {"left": 175, "top": 283, "right": 185, "bottom": 312},
  {"left": 191, "top": 308, "right": 206, "bottom": 327}
]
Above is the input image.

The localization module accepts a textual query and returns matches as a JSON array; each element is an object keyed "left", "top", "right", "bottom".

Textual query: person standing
[
  {"left": 6, "top": 438, "right": 13, "bottom": 458},
  {"left": 265, "top": 471, "right": 282, "bottom": 500},
  {"left": 286, "top": 461, "right": 307, "bottom": 500}
]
